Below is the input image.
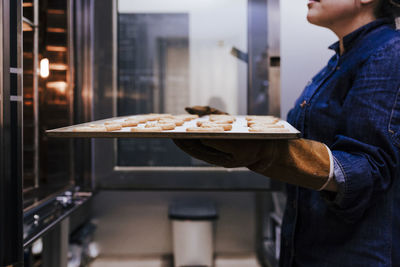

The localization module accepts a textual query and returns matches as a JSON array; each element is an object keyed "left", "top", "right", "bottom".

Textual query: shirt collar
[{"left": 328, "top": 18, "right": 393, "bottom": 54}]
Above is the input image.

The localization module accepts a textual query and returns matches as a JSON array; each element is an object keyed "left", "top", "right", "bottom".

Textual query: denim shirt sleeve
[
  {"left": 323, "top": 156, "right": 346, "bottom": 204},
  {"left": 323, "top": 40, "right": 400, "bottom": 223}
]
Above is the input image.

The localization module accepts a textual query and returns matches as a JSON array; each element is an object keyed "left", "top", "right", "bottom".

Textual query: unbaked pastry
[
  {"left": 186, "top": 126, "right": 224, "bottom": 132},
  {"left": 131, "top": 127, "right": 162, "bottom": 132}
]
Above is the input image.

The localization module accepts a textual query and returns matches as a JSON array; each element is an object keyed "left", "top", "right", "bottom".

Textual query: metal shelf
[
  {"left": 23, "top": 20, "right": 33, "bottom": 31},
  {"left": 47, "top": 27, "right": 66, "bottom": 33},
  {"left": 46, "top": 45, "right": 67, "bottom": 52},
  {"left": 47, "top": 9, "right": 65, "bottom": 15},
  {"left": 49, "top": 63, "right": 68, "bottom": 70},
  {"left": 23, "top": 2, "right": 33, "bottom": 8},
  {"left": 22, "top": 16, "right": 35, "bottom": 27}
]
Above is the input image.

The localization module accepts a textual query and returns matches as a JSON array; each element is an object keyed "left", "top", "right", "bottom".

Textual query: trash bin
[{"left": 169, "top": 201, "right": 218, "bottom": 267}]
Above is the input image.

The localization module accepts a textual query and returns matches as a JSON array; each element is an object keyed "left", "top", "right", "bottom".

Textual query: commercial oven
[
  {"left": 21, "top": 0, "right": 95, "bottom": 248},
  {"left": 2, "top": 0, "right": 94, "bottom": 266},
  {"left": 0, "top": 0, "right": 284, "bottom": 266}
]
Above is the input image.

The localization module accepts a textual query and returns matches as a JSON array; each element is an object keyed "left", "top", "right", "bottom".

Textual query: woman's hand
[
  {"left": 173, "top": 138, "right": 337, "bottom": 192},
  {"left": 184, "top": 105, "right": 229, "bottom": 117},
  {"left": 173, "top": 139, "right": 274, "bottom": 168}
]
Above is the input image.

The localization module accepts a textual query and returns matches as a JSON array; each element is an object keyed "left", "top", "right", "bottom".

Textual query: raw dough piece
[
  {"left": 143, "top": 114, "right": 160, "bottom": 121},
  {"left": 104, "top": 121, "right": 122, "bottom": 125},
  {"left": 73, "top": 126, "right": 107, "bottom": 132},
  {"left": 209, "top": 115, "right": 235, "bottom": 123},
  {"left": 125, "top": 116, "right": 147, "bottom": 124},
  {"left": 88, "top": 124, "right": 104, "bottom": 127},
  {"left": 249, "top": 127, "right": 290, "bottom": 133},
  {"left": 158, "top": 114, "right": 174, "bottom": 119},
  {"left": 105, "top": 124, "right": 122, "bottom": 131},
  {"left": 145, "top": 122, "right": 176, "bottom": 130},
  {"left": 247, "top": 119, "right": 279, "bottom": 126},
  {"left": 158, "top": 118, "right": 184, "bottom": 126},
  {"left": 144, "top": 113, "right": 173, "bottom": 121},
  {"left": 131, "top": 127, "right": 162, "bottom": 132},
  {"left": 197, "top": 121, "right": 232, "bottom": 131},
  {"left": 145, "top": 122, "right": 158, "bottom": 128},
  {"left": 159, "top": 123, "right": 176, "bottom": 130},
  {"left": 186, "top": 126, "right": 224, "bottom": 132},
  {"left": 122, "top": 121, "right": 139, "bottom": 127},
  {"left": 245, "top": 115, "right": 277, "bottom": 121},
  {"left": 249, "top": 123, "right": 284, "bottom": 128},
  {"left": 173, "top": 120, "right": 184, "bottom": 126}
]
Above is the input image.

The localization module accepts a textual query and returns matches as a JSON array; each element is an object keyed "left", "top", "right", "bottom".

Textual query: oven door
[
  {"left": 92, "top": 0, "right": 281, "bottom": 191},
  {"left": 21, "top": 0, "right": 94, "bottom": 249}
]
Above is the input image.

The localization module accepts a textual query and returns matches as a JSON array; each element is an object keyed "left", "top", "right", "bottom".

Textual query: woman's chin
[{"left": 307, "top": 13, "right": 323, "bottom": 26}]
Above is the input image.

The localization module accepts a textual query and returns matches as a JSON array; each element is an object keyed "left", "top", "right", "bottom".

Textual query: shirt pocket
[{"left": 389, "top": 87, "right": 400, "bottom": 148}]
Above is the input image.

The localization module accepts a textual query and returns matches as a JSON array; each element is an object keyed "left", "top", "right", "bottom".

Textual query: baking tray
[{"left": 46, "top": 115, "right": 301, "bottom": 140}]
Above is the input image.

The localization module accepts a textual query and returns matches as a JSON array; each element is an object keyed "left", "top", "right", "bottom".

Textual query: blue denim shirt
[{"left": 283, "top": 19, "right": 400, "bottom": 267}]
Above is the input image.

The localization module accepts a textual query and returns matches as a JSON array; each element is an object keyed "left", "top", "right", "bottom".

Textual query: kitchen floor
[{"left": 89, "top": 254, "right": 260, "bottom": 267}]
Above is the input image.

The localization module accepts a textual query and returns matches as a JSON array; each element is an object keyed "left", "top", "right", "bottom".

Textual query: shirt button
[
  {"left": 336, "top": 66, "right": 341, "bottom": 70},
  {"left": 300, "top": 100, "right": 307, "bottom": 108}
]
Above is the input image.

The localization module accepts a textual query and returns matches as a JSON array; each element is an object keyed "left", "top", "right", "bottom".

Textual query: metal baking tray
[{"left": 46, "top": 115, "right": 301, "bottom": 140}]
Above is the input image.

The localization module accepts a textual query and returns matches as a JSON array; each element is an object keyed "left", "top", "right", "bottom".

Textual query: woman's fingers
[{"left": 173, "top": 139, "right": 235, "bottom": 167}]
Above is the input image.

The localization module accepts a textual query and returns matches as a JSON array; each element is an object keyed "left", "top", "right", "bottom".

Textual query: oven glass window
[
  {"left": 117, "top": 0, "right": 248, "bottom": 167},
  {"left": 23, "top": 0, "right": 73, "bottom": 209}
]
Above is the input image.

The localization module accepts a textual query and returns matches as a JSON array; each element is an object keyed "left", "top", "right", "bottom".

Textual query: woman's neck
[{"left": 334, "top": 13, "right": 377, "bottom": 55}]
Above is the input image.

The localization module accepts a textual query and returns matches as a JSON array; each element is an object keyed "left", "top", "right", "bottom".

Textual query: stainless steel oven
[
  {"left": 22, "top": 0, "right": 77, "bottom": 210},
  {"left": 1, "top": 1, "right": 95, "bottom": 266},
  {"left": 21, "top": 0, "right": 96, "bottom": 251}
]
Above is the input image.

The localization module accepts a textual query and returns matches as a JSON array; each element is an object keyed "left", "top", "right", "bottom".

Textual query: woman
[{"left": 175, "top": 0, "right": 400, "bottom": 266}]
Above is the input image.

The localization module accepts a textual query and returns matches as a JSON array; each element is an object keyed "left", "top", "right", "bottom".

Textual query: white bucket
[
  {"left": 172, "top": 219, "right": 214, "bottom": 267},
  {"left": 169, "top": 201, "right": 217, "bottom": 267}
]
